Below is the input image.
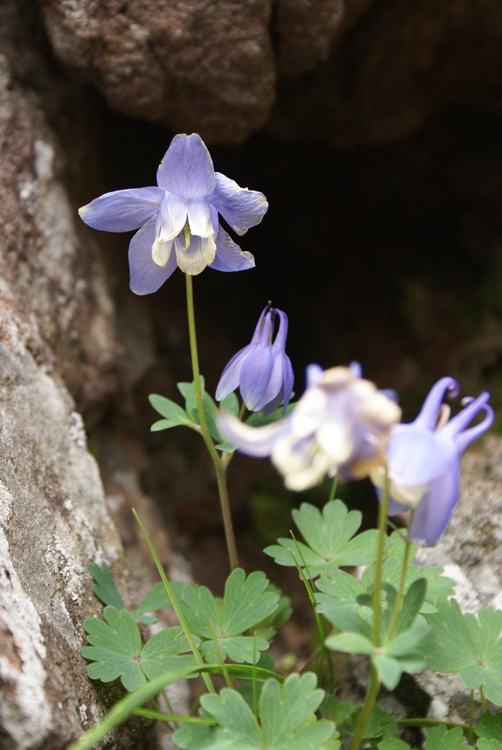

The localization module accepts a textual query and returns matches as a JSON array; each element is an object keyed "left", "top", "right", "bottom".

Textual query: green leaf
[
  {"left": 139, "top": 628, "right": 196, "bottom": 680},
  {"left": 373, "top": 655, "right": 402, "bottom": 690},
  {"left": 219, "top": 392, "right": 239, "bottom": 417},
  {"left": 378, "top": 740, "right": 411, "bottom": 750},
  {"left": 425, "top": 725, "right": 465, "bottom": 750},
  {"left": 135, "top": 580, "right": 184, "bottom": 615},
  {"left": 423, "top": 600, "right": 502, "bottom": 706},
  {"left": 325, "top": 632, "right": 375, "bottom": 655},
  {"left": 342, "top": 702, "right": 398, "bottom": 742},
  {"left": 395, "top": 578, "right": 427, "bottom": 635},
  {"left": 180, "top": 569, "right": 279, "bottom": 664},
  {"left": 82, "top": 606, "right": 145, "bottom": 691},
  {"left": 175, "top": 673, "right": 336, "bottom": 750},
  {"left": 89, "top": 563, "right": 125, "bottom": 610},
  {"left": 82, "top": 607, "right": 194, "bottom": 692},
  {"left": 265, "top": 500, "right": 379, "bottom": 577},
  {"left": 149, "top": 394, "right": 193, "bottom": 430},
  {"left": 245, "top": 401, "right": 296, "bottom": 427},
  {"left": 320, "top": 695, "right": 359, "bottom": 726},
  {"left": 476, "top": 713, "right": 502, "bottom": 742},
  {"left": 478, "top": 740, "right": 502, "bottom": 750}
]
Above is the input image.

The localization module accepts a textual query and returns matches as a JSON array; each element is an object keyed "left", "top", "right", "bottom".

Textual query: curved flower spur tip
[
  {"left": 443, "top": 391, "right": 494, "bottom": 452},
  {"left": 156, "top": 133, "right": 216, "bottom": 197},
  {"left": 413, "top": 376, "right": 459, "bottom": 429},
  {"left": 215, "top": 305, "right": 294, "bottom": 416},
  {"left": 78, "top": 187, "right": 164, "bottom": 232},
  {"left": 376, "top": 378, "right": 494, "bottom": 545}
]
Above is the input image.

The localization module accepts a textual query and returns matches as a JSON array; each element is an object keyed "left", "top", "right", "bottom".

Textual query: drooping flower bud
[{"left": 216, "top": 304, "right": 294, "bottom": 416}]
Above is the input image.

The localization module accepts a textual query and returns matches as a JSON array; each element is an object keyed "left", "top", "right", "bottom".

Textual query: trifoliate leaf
[
  {"left": 476, "top": 713, "right": 502, "bottom": 743},
  {"left": 423, "top": 600, "right": 502, "bottom": 706},
  {"left": 174, "top": 673, "right": 336, "bottom": 750},
  {"left": 425, "top": 725, "right": 465, "bottom": 750},
  {"left": 180, "top": 569, "right": 279, "bottom": 664},
  {"left": 265, "top": 500, "right": 379, "bottom": 577},
  {"left": 149, "top": 394, "right": 194, "bottom": 431},
  {"left": 82, "top": 606, "right": 195, "bottom": 691}
]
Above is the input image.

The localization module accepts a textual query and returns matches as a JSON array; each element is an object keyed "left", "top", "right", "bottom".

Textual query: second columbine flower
[
  {"left": 219, "top": 363, "right": 401, "bottom": 491},
  {"left": 216, "top": 304, "right": 294, "bottom": 416}
]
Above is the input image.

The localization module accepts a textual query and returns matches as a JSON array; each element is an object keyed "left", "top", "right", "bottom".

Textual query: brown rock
[{"left": 37, "top": 0, "right": 276, "bottom": 143}]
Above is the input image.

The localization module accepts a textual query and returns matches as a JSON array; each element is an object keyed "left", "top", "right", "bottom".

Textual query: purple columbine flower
[
  {"left": 78, "top": 133, "right": 268, "bottom": 294},
  {"left": 215, "top": 304, "right": 294, "bottom": 416},
  {"left": 371, "top": 377, "right": 494, "bottom": 545},
  {"left": 219, "top": 364, "right": 401, "bottom": 491}
]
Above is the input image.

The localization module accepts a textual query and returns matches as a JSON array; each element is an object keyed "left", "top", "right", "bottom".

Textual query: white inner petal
[{"left": 152, "top": 238, "right": 173, "bottom": 267}]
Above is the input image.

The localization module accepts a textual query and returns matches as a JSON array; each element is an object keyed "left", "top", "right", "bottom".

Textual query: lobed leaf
[
  {"left": 174, "top": 673, "right": 336, "bottom": 750},
  {"left": 425, "top": 725, "right": 465, "bottom": 750},
  {"left": 424, "top": 600, "right": 502, "bottom": 706},
  {"left": 82, "top": 606, "right": 195, "bottom": 691},
  {"left": 265, "top": 500, "right": 379, "bottom": 577}
]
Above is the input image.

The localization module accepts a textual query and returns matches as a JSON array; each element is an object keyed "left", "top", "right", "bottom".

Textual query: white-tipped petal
[
  {"left": 174, "top": 234, "right": 216, "bottom": 275},
  {"left": 152, "top": 239, "right": 173, "bottom": 267}
]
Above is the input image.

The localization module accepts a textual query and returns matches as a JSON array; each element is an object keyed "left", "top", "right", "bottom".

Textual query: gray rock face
[
  {"left": 414, "top": 435, "right": 502, "bottom": 723},
  {"left": 0, "top": 7, "right": 161, "bottom": 746}
]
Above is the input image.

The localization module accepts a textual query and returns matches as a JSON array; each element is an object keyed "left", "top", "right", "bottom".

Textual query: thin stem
[
  {"left": 385, "top": 534, "right": 412, "bottom": 644},
  {"left": 372, "top": 471, "right": 389, "bottom": 647},
  {"left": 132, "top": 509, "right": 215, "bottom": 695},
  {"left": 185, "top": 274, "right": 238, "bottom": 570},
  {"left": 468, "top": 690, "right": 474, "bottom": 745},
  {"left": 480, "top": 684, "right": 487, "bottom": 713},
  {"left": 348, "top": 665, "right": 381, "bottom": 750},
  {"left": 327, "top": 476, "right": 338, "bottom": 504}
]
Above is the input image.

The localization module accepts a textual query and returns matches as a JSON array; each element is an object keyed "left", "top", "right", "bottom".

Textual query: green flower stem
[
  {"left": 385, "top": 533, "right": 412, "bottom": 644},
  {"left": 132, "top": 509, "right": 215, "bottom": 695},
  {"left": 327, "top": 476, "right": 338, "bottom": 504},
  {"left": 372, "top": 471, "right": 389, "bottom": 647},
  {"left": 468, "top": 690, "right": 474, "bottom": 745},
  {"left": 134, "top": 708, "right": 215, "bottom": 724},
  {"left": 185, "top": 273, "right": 238, "bottom": 571},
  {"left": 480, "top": 684, "right": 486, "bottom": 713},
  {"left": 348, "top": 665, "right": 381, "bottom": 750}
]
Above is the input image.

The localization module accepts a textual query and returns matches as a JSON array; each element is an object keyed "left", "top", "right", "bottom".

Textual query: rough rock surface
[
  {"left": 0, "top": 4, "right": 181, "bottom": 747},
  {"left": 36, "top": 0, "right": 502, "bottom": 145},
  {"left": 414, "top": 435, "right": 502, "bottom": 723}
]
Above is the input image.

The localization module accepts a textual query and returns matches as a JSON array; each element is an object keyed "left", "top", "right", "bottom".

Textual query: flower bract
[
  {"left": 371, "top": 377, "right": 494, "bottom": 545},
  {"left": 79, "top": 133, "right": 268, "bottom": 294},
  {"left": 219, "top": 363, "right": 401, "bottom": 491},
  {"left": 215, "top": 304, "right": 294, "bottom": 416}
]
